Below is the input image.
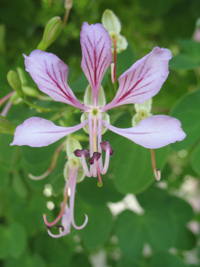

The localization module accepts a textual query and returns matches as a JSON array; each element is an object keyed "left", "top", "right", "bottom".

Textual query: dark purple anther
[
  {"left": 74, "top": 149, "right": 89, "bottom": 158},
  {"left": 100, "top": 141, "right": 114, "bottom": 156},
  {"left": 89, "top": 152, "right": 101, "bottom": 165}
]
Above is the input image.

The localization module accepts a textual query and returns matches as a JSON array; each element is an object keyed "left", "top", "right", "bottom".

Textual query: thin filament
[
  {"left": 150, "top": 149, "right": 161, "bottom": 181},
  {"left": 43, "top": 167, "right": 75, "bottom": 228}
]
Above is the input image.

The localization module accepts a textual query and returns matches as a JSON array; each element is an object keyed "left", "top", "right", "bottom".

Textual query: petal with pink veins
[
  {"left": 80, "top": 22, "right": 112, "bottom": 104},
  {"left": 24, "top": 50, "right": 86, "bottom": 110},
  {"left": 103, "top": 47, "right": 172, "bottom": 111},
  {"left": 103, "top": 115, "right": 186, "bottom": 149},
  {"left": 10, "top": 117, "right": 88, "bottom": 147}
]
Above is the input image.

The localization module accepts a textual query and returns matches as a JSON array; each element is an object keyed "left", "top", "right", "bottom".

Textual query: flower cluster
[{"left": 11, "top": 22, "right": 186, "bottom": 237}]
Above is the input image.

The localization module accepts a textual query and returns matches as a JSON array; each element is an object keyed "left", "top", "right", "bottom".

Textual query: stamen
[
  {"left": 74, "top": 149, "right": 89, "bottom": 158},
  {"left": 43, "top": 168, "right": 75, "bottom": 228},
  {"left": 0, "top": 92, "right": 14, "bottom": 107},
  {"left": 89, "top": 152, "right": 101, "bottom": 165},
  {"left": 81, "top": 154, "right": 93, "bottom": 177},
  {"left": 63, "top": 0, "right": 72, "bottom": 27},
  {"left": 111, "top": 62, "right": 115, "bottom": 84},
  {"left": 97, "top": 163, "right": 103, "bottom": 187},
  {"left": 100, "top": 140, "right": 114, "bottom": 156},
  {"left": 29, "top": 143, "right": 64, "bottom": 180},
  {"left": 150, "top": 149, "right": 161, "bottom": 181}
]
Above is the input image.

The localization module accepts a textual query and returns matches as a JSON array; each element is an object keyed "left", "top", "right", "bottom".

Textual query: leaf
[
  {"left": 170, "top": 40, "right": 200, "bottom": 70},
  {"left": 9, "top": 222, "right": 27, "bottom": 258},
  {"left": 150, "top": 251, "right": 187, "bottom": 267},
  {"left": 109, "top": 135, "right": 168, "bottom": 194},
  {"left": 78, "top": 200, "right": 113, "bottom": 249},
  {"left": 77, "top": 175, "right": 124, "bottom": 206},
  {"left": 191, "top": 142, "right": 200, "bottom": 175},
  {"left": 170, "top": 89, "right": 200, "bottom": 150},
  {"left": 170, "top": 54, "right": 200, "bottom": 70}
]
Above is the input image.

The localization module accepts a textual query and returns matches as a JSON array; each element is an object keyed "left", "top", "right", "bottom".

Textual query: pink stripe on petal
[
  {"left": 103, "top": 47, "right": 172, "bottom": 111},
  {"left": 24, "top": 50, "right": 86, "bottom": 110},
  {"left": 80, "top": 22, "right": 112, "bottom": 104},
  {"left": 103, "top": 115, "right": 186, "bottom": 149},
  {"left": 10, "top": 117, "right": 88, "bottom": 147}
]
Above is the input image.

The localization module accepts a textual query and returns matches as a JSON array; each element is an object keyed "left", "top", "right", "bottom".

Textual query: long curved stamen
[
  {"left": 69, "top": 167, "right": 88, "bottom": 229},
  {"left": 43, "top": 167, "right": 75, "bottom": 228},
  {"left": 1, "top": 101, "right": 12, "bottom": 117},
  {"left": 29, "top": 143, "right": 64, "bottom": 180},
  {"left": 81, "top": 154, "right": 93, "bottom": 177},
  {"left": 150, "top": 149, "right": 161, "bottom": 181}
]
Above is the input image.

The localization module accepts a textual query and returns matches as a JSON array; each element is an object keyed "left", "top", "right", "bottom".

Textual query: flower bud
[
  {"left": 7, "top": 70, "right": 24, "bottom": 98},
  {"left": 22, "top": 86, "right": 39, "bottom": 98},
  {"left": 102, "top": 9, "right": 121, "bottom": 35},
  {"left": 66, "top": 137, "right": 82, "bottom": 158},
  {"left": 37, "top": 17, "right": 62, "bottom": 51}
]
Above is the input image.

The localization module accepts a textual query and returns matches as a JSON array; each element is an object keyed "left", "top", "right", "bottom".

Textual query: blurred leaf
[
  {"left": 139, "top": 0, "right": 175, "bottom": 16},
  {"left": 116, "top": 210, "right": 146, "bottom": 259},
  {"left": 150, "top": 251, "right": 187, "bottom": 267},
  {"left": 9, "top": 222, "right": 27, "bottom": 258},
  {"left": 80, "top": 203, "right": 113, "bottom": 250},
  {"left": 0, "top": 226, "right": 10, "bottom": 259},
  {"left": 170, "top": 54, "right": 199, "bottom": 70},
  {"left": 171, "top": 89, "right": 200, "bottom": 150},
  {"left": 170, "top": 40, "right": 200, "bottom": 70},
  {"left": 77, "top": 176, "right": 124, "bottom": 206},
  {"left": 33, "top": 233, "right": 74, "bottom": 266},
  {"left": 191, "top": 142, "right": 200, "bottom": 175}
]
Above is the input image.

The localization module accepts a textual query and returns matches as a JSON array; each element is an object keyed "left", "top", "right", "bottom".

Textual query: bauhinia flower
[{"left": 11, "top": 22, "right": 186, "bottom": 186}]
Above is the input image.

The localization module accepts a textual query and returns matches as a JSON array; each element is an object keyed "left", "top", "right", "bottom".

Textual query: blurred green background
[{"left": 0, "top": 0, "right": 200, "bottom": 266}]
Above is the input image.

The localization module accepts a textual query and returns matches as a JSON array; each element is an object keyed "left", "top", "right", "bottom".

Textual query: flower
[{"left": 11, "top": 22, "right": 186, "bottom": 185}]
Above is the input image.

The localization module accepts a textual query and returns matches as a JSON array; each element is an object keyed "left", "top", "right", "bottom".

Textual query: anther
[
  {"left": 100, "top": 141, "right": 114, "bottom": 156},
  {"left": 89, "top": 152, "right": 101, "bottom": 165},
  {"left": 74, "top": 149, "right": 89, "bottom": 158},
  {"left": 54, "top": 225, "right": 65, "bottom": 231}
]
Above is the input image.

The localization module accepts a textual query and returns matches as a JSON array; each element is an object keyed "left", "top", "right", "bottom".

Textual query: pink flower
[{"left": 11, "top": 22, "right": 186, "bottom": 184}]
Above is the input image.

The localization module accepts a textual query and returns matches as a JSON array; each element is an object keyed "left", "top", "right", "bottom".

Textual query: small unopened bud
[
  {"left": 37, "top": 17, "right": 62, "bottom": 51},
  {"left": 102, "top": 9, "right": 121, "bottom": 35},
  {"left": 89, "top": 152, "right": 101, "bottom": 165},
  {"left": 7, "top": 70, "right": 24, "bottom": 98},
  {"left": 100, "top": 141, "right": 114, "bottom": 156}
]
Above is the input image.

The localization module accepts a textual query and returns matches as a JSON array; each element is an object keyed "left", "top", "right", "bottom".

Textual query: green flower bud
[
  {"left": 66, "top": 137, "right": 82, "bottom": 158},
  {"left": 17, "top": 67, "right": 27, "bottom": 86},
  {"left": 102, "top": 9, "right": 121, "bottom": 35},
  {"left": 7, "top": 70, "right": 24, "bottom": 98},
  {"left": 22, "top": 86, "right": 39, "bottom": 98},
  {"left": 115, "top": 34, "right": 128, "bottom": 53},
  {"left": 64, "top": 159, "right": 85, "bottom": 183},
  {"left": 84, "top": 85, "right": 106, "bottom": 106},
  {"left": 37, "top": 17, "right": 62, "bottom": 51},
  {"left": 135, "top": 98, "right": 152, "bottom": 113}
]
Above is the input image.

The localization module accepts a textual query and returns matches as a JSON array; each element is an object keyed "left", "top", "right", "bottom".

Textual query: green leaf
[
  {"left": 9, "top": 222, "right": 27, "bottom": 258},
  {"left": 79, "top": 203, "right": 113, "bottom": 249},
  {"left": 171, "top": 89, "right": 200, "bottom": 150},
  {"left": 0, "top": 226, "right": 10, "bottom": 259},
  {"left": 169, "top": 54, "right": 200, "bottom": 70},
  {"left": 116, "top": 211, "right": 146, "bottom": 259},
  {"left": 150, "top": 251, "right": 187, "bottom": 267},
  {"left": 191, "top": 142, "right": 200, "bottom": 175},
  {"left": 77, "top": 176, "right": 124, "bottom": 206}
]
